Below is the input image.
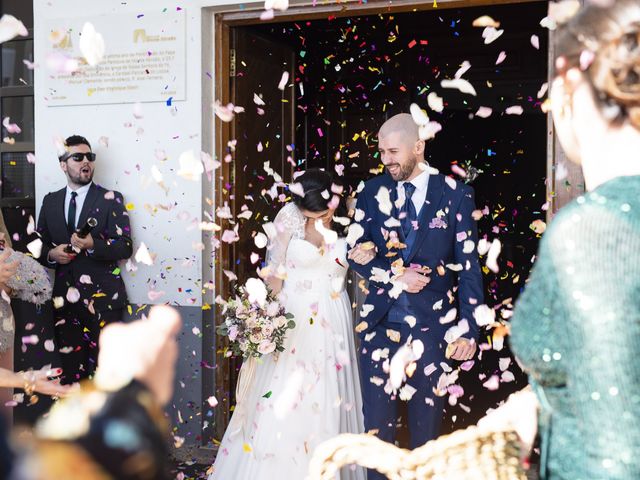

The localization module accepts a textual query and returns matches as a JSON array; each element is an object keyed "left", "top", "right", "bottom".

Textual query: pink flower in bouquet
[
  {"left": 246, "top": 315, "right": 258, "bottom": 329},
  {"left": 261, "top": 323, "right": 274, "bottom": 337},
  {"left": 249, "top": 332, "right": 264, "bottom": 344},
  {"left": 228, "top": 325, "right": 239, "bottom": 341},
  {"left": 257, "top": 340, "right": 276, "bottom": 355}
]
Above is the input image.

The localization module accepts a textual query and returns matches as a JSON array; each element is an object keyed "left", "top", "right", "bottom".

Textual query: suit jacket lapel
[
  {"left": 51, "top": 188, "right": 68, "bottom": 241},
  {"left": 405, "top": 174, "right": 445, "bottom": 264},
  {"left": 77, "top": 183, "right": 99, "bottom": 229}
]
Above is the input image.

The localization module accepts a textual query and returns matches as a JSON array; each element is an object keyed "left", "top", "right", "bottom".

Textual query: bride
[{"left": 209, "top": 169, "right": 365, "bottom": 480}]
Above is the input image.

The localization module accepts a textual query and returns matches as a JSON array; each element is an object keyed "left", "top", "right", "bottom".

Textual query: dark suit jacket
[
  {"left": 37, "top": 183, "right": 133, "bottom": 313},
  {"left": 348, "top": 172, "right": 484, "bottom": 339}
]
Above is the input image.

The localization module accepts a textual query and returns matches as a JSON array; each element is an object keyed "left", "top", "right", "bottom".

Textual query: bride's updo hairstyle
[
  {"left": 290, "top": 168, "right": 349, "bottom": 237},
  {"left": 555, "top": 0, "right": 640, "bottom": 129}
]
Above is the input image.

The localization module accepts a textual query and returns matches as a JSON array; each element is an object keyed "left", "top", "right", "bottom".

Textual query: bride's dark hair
[{"left": 290, "top": 168, "right": 348, "bottom": 237}]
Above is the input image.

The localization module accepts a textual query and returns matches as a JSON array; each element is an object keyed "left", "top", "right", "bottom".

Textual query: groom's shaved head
[{"left": 378, "top": 113, "right": 419, "bottom": 144}]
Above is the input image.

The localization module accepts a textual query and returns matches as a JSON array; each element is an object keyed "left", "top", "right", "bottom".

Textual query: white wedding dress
[{"left": 209, "top": 203, "right": 365, "bottom": 480}]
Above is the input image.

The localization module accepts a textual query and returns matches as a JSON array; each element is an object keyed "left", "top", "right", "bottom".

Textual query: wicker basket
[{"left": 308, "top": 426, "right": 526, "bottom": 480}]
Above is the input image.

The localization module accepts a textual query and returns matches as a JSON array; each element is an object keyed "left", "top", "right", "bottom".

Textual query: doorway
[{"left": 210, "top": 0, "right": 556, "bottom": 445}]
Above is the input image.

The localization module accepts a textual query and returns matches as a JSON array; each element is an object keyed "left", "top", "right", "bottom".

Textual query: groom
[{"left": 347, "top": 113, "right": 483, "bottom": 476}]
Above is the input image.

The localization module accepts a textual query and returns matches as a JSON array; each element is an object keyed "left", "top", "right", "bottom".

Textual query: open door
[
  {"left": 213, "top": 27, "right": 295, "bottom": 439},
  {"left": 230, "top": 29, "right": 295, "bottom": 284}
]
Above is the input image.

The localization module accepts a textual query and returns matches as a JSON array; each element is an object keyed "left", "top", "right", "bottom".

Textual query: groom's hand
[
  {"left": 398, "top": 269, "right": 430, "bottom": 293},
  {"left": 447, "top": 338, "right": 477, "bottom": 361}
]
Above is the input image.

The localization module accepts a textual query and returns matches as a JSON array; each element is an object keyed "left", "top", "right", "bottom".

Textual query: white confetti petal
[
  {"left": 254, "top": 232, "right": 268, "bottom": 249},
  {"left": 44, "top": 339, "right": 55, "bottom": 352},
  {"left": 277, "top": 71, "right": 290, "bottom": 90},
  {"left": 427, "top": 92, "right": 444, "bottom": 113},
  {"left": 315, "top": 219, "right": 338, "bottom": 245},
  {"left": 360, "top": 304, "right": 375, "bottom": 318},
  {"left": 346, "top": 223, "right": 364, "bottom": 247},
  {"left": 454, "top": 61, "right": 471, "bottom": 79},
  {"left": 374, "top": 186, "right": 393, "bottom": 216},
  {"left": 135, "top": 242, "right": 154, "bottom": 266},
  {"left": 483, "top": 375, "right": 500, "bottom": 390},
  {"left": 482, "top": 27, "right": 504, "bottom": 45},
  {"left": 265, "top": 0, "right": 289, "bottom": 11},
  {"left": 245, "top": 278, "right": 268, "bottom": 307},
  {"left": 531, "top": 34, "right": 540, "bottom": 50},
  {"left": 26, "top": 238, "right": 42, "bottom": 258},
  {"left": 473, "top": 304, "right": 495, "bottom": 327},
  {"left": 177, "top": 150, "right": 204, "bottom": 181},
  {"left": 253, "top": 93, "right": 265, "bottom": 106},
  {"left": 0, "top": 15, "right": 28, "bottom": 43},
  {"left": 486, "top": 239, "right": 502, "bottom": 273},
  {"left": 505, "top": 105, "right": 524, "bottom": 115},
  {"left": 79, "top": 22, "right": 105, "bottom": 66},
  {"left": 441, "top": 78, "right": 477, "bottom": 96},
  {"left": 410, "top": 103, "right": 429, "bottom": 126},
  {"left": 475, "top": 106, "right": 493, "bottom": 118}
]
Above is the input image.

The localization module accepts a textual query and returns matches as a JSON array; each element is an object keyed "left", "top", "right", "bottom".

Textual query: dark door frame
[{"left": 201, "top": 0, "right": 583, "bottom": 456}]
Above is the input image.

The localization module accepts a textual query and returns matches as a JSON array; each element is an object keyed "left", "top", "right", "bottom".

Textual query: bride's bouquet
[{"left": 216, "top": 278, "right": 295, "bottom": 359}]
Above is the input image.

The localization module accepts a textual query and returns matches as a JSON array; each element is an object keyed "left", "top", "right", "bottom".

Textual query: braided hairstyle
[{"left": 555, "top": 0, "right": 640, "bottom": 129}]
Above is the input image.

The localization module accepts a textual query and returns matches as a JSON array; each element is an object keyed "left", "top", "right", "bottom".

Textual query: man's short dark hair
[{"left": 60, "top": 135, "right": 92, "bottom": 161}]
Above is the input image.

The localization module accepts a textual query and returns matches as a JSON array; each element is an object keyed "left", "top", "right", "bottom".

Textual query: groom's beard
[{"left": 387, "top": 154, "right": 418, "bottom": 181}]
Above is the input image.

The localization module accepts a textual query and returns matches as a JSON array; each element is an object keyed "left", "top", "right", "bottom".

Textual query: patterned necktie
[
  {"left": 400, "top": 182, "right": 417, "bottom": 237},
  {"left": 67, "top": 191, "right": 78, "bottom": 234}
]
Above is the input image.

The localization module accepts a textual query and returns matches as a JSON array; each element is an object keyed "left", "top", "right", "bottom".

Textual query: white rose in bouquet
[
  {"left": 257, "top": 340, "right": 276, "bottom": 355},
  {"left": 266, "top": 301, "right": 280, "bottom": 317},
  {"left": 275, "top": 315, "right": 288, "bottom": 328}
]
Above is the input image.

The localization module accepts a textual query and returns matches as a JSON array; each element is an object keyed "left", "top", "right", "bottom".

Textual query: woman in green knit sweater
[{"left": 478, "top": 1, "right": 640, "bottom": 479}]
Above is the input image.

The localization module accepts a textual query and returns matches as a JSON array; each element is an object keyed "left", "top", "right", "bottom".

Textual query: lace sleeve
[{"left": 265, "top": 203, "right": 304, "bottom": 273}]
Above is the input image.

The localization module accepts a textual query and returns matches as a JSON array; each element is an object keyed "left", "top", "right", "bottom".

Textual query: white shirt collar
[
  {"left": 398, "top": 165, "right": 429, "bottom": 191},
  {"left": 67, "top": 182, "right": 92, "bottom": 196}
]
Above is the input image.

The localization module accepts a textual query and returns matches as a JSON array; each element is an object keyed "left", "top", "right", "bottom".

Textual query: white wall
[{"left": 34, "top": 0, "right": 207, "bottom": 306}]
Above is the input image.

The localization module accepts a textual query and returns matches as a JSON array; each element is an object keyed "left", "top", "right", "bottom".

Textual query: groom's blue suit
[{"left": 348, "top": 171, "right": 483, "bottom": 475}]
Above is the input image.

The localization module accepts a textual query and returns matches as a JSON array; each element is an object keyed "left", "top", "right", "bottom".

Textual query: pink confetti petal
[
  {"left": 147, "top": 290, "right": 165, "bottom": 301},
  {"left": 531, "top": 34, "right": 540, "bottom": 50},
  {"left": 66, "top": 287, "right": 80, "bottom": 304}
]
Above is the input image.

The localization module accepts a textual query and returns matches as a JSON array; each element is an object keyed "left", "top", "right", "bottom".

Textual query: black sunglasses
[{"left": 63, "top": 152, "right": 96, "bottom": 162}]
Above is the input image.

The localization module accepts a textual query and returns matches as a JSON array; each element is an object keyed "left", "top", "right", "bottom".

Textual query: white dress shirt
[
  {"left": 397, "top": 166, "right": 430, "bottom": 215},
  {"left": 64, "top": 182, "right": 93, "bottom": 228}
]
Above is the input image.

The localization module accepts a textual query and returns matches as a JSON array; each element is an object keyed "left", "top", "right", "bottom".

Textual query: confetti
[
  {"left": 0, "top": 14, "right": 28, "bottom": 43},
  {"left": 427, "top": 92, "right": 444, "bottom": 113},
  {"left": 482, "top": 27, "right": 504, "bottom": 44},
  {"left": 475, "top": 106, "right": 493, "bottom": 118},
  {"left": 441, "top": 78, "right": 477, "bottom": 96},
  {"left": 134, "top": 242, "right": 154, "bottom": 266},
  {"left": 177, "top": 150, "right": 204, "bottom": 181},
  {"left": 472, "top": 15, "right": 500, "bottom": 28},
  {"left": 66, "top": 287, "right": 80, "bottom": 304},
  {"left": 79, "top": 22, "right": 105, "bottom": 66},
  {"left": 277, "top": 71, "right": 290, "bottom": 90}
]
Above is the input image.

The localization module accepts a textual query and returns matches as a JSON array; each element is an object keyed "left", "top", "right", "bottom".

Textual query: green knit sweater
[{"left": 511, "top": 175, "right": 640, "bottom": 480}]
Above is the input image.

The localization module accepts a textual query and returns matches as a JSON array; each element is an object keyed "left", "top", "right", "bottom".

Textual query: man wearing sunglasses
[{"left": 36, "top": 135, "right": 133, "bottom": 384}]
